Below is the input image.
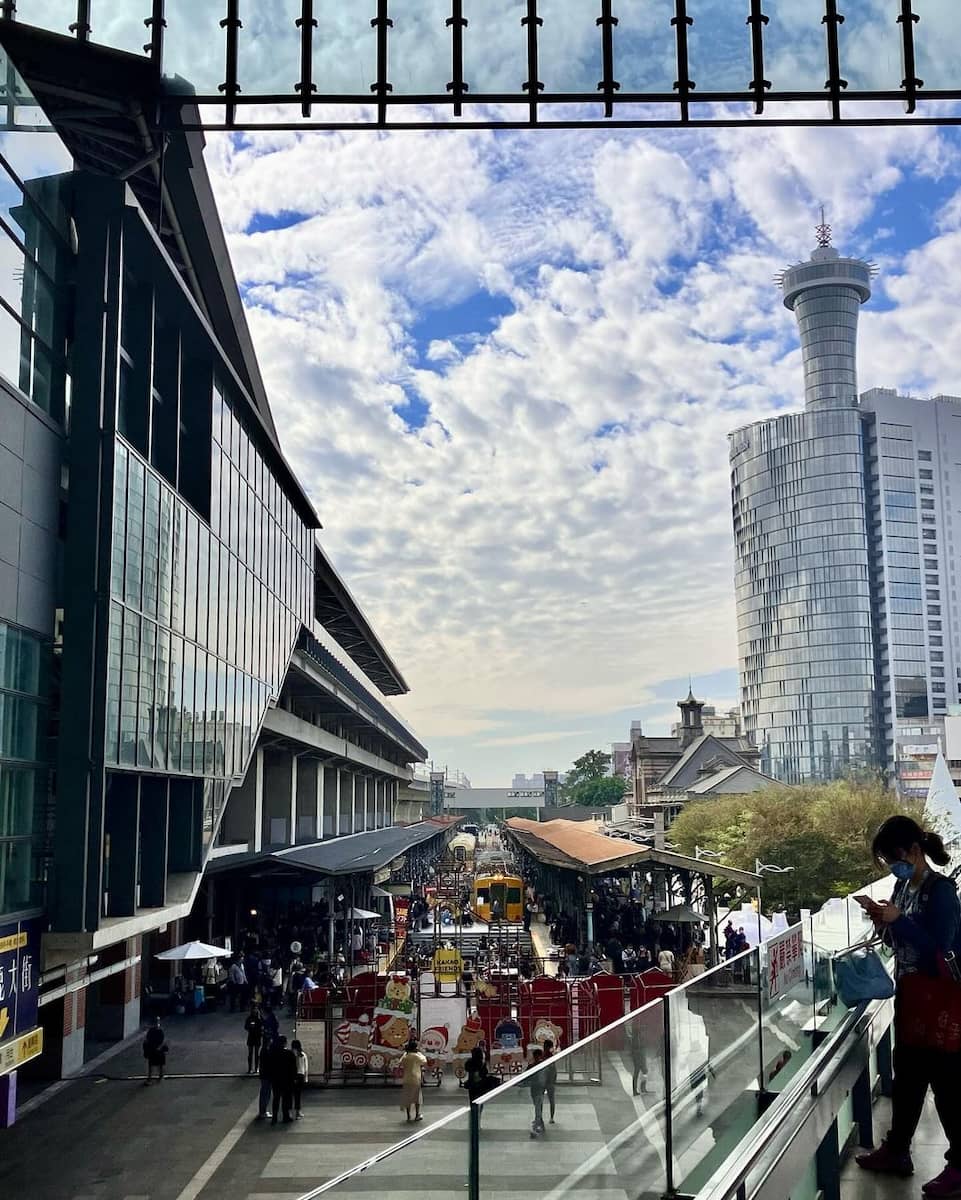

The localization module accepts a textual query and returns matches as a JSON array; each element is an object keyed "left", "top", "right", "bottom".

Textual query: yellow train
[{"left": 472, "top": 872, "right": 524, "bottom": 923}]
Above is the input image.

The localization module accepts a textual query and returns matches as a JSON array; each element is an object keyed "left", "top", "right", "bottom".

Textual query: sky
[{"left": 45, "top": 0, "right": 961, "bottom": 786}]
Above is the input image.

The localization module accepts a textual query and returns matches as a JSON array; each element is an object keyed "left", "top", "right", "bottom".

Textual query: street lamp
[{"left": 754, "top": 861, "right": 795, "bottom": 943}]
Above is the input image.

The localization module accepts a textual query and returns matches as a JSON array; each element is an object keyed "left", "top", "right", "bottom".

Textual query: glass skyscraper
[{"left": 729, "top": 229, "right": 879, "bottom": 782}]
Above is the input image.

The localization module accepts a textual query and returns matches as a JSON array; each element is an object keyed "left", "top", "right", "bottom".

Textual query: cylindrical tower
[
  {"left": 728, "top": 222, "right": 879, "bottom": 783},
  {"left": 778, "top": 218, "right": 874, "bottom": 412}
]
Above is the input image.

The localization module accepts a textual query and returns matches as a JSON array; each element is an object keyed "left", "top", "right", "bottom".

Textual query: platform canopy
[{"left": 504, "top": 818, "right": 760, "bottom": 886}]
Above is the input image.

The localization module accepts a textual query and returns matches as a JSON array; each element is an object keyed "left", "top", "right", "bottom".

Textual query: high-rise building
[
  {"left": 729, "top": 222, "right": 879, "bottom": 782},
  {"left": 730, "top": 222, "right": 961, "bottom": 785}
]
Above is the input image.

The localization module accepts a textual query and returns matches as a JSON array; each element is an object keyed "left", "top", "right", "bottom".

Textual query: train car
[
  {"left": 448, "top": 831, "right": 477, "bottom": 867},
  {"left": 472, "top": 872, "right": 524, "bottom": 923}
]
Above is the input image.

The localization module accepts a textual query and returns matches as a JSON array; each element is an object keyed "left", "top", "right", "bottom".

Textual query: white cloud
[{"left": 197, "top": 112, "right": 961, "bottom": 783}]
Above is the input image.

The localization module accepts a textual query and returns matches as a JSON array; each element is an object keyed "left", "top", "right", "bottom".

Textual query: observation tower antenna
[{"left": 815, "top": 205, "right": 832, "bottom": 248}]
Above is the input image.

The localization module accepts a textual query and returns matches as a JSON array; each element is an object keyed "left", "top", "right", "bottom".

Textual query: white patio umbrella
[
  {"left": 155, "top": 940, "right": 232, "bottom": 960},
  {"left": 347, "top": 907, "right": 380, "bottom": 921}
]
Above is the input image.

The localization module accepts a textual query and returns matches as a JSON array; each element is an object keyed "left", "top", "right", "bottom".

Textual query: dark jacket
[
  {"left": 891, "top": 871, "right": 961, "bottom": 975},
  {"left": 244, "top": 1013, "right": 264, "bottom": 1046},
  {"left": 259, "top": 1041, "right": 276, "bottom": 1080},
  {"left": 272, "top": 1047, "right": 298, "bottom": 1087}
]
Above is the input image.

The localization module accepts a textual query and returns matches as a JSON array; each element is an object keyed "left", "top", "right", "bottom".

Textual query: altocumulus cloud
[{"left": 197, "top": 116, "right": 961, "bottom": 785}]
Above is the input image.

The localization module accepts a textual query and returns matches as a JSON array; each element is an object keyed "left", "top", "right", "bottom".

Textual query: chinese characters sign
[
  {"left": 0, "top": 919, "right": 41, "bottom": 1059},
  {"left": 767, "top": 926, "right": 805, "bottom": 1000}
]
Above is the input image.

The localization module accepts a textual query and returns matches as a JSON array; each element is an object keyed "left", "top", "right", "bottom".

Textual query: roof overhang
[
  {"left": 313, "top": 547, "right": 410, "bottom": 696},
  {"left": 504, "top": 821, "right": 761, "bottom": 886}
]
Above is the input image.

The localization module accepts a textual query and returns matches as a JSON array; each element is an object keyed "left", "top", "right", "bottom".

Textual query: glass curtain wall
[
  {"left": 731, "top": 408, "right": 878, "bottom": 781},
  {"left": 102, "top": 225, "right": 315, "bottom": 824},
  {"left": 0, "top": 46, "right": 74, "bottom": 422},
  {"left": 0, "top": 622, "right": 48, "bottom": 916}
]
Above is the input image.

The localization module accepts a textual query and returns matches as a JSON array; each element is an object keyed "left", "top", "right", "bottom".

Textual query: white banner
[{"left": 767, "top": 926, "right": 805, "bottom": 1000}]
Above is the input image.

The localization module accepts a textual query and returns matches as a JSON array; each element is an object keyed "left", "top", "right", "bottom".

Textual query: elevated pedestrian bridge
[{"left": 293, "top": 881, "right": 908, "bottom": 1199}]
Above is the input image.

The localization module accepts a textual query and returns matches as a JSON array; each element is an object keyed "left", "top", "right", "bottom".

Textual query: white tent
[
  {"left": 925, "top": 749, "right": 961, "bottom": 845},
  {"left": 347, "top": 907, "right": 380, "bottom": 921},
  {"left": 155, "top": 940, "right": 232, "bottom": 961}
]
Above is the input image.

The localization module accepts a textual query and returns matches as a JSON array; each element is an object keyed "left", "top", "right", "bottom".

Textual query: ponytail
[
  {"left": 873, "top": 814, "right": 950, "bottom": 867},
  {"left": 921, "top": 830, "right": 951, "bottom": 867}
]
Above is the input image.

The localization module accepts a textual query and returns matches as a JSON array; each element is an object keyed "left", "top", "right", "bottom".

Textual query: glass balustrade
[{"left": 302, "top": 901, "right": 897, "bottom": 1200}]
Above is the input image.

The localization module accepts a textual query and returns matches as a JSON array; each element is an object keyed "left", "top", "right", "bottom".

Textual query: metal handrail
[{"left": 696, "top": 996, "right": 890, "bottom": 1200}]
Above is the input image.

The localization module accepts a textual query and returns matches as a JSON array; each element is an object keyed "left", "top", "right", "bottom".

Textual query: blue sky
[{"left": 202, "top": 115, "right": 961, "bottom": 784}]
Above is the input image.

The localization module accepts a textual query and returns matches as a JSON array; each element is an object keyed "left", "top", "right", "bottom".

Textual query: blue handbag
[{"left": 833, "top": 946, "right": 895, "bottom": 1007}]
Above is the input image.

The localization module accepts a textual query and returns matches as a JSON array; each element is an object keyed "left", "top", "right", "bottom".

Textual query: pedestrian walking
[
  {"left": 262, "top": 1004, "right": 279, "bottom": 1042},
  {"left": 257, "top": 1036, "right": 276, "bottom": 1120},
  {"left": 291, "top": 1038, "right": 309, "bottom": 1119},
  {"left": 657, "top": 947, "right": 676, "bottom": 976},
  {"left": 399, "top": 1037, "right": 428, "bottom": 1123},
  {"left": 270, "top": 1035, "right": 297, "bottom": 1125},
  {"left": 855, "top": 816, "right": 961, "bottom": 1198},
  {"left": 542, "top": 1039, "right": 558, "bottom": 1124},
  {"left": 528, "top": 1047, "right": 546, "bottom": 1137},
  {"left": 142, "top": 1016, "right": 168, "bottom": 1085},
  {"left": 464, "top": 1045, "right": 490, "bottom": 1105},
  {"left": 228, "top": 957, "right": 247, "bottom": 1012},
  {"left": 627, "top": 1018, "right": 649, "bottom": 1095},
  {"left": 244, "top": 1002, "right": 264, "bottom": 1073}
]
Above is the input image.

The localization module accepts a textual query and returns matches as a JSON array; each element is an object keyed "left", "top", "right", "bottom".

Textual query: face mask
[{"left": 889, "top": 860, "right": 914, "bottom": 882}]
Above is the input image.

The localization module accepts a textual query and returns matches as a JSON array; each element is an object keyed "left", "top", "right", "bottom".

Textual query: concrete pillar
[
  {"left": 252, "top": 747, "right": 264, "bottom": 852},
  {"left": 334, "top": 767, "right": 341, "bottom": 836},
  {"left": 352, "top": 774, "right": 360, "bottom": 833},
  {"left": 289, "top": 755, "right": 298, "bottom": 846},
  {"left": 61, "top": 971, "right": 85, "bottom": 1076},
  {"left": 123, "top": 938, "right": 142, "bottom": 1037},
  {"left": 323, "top": 765, "right": 336, "bottom": 838},
  {"left": 315, "top": 761, "right": 324, "bottom": 840},
  {"left": 295, "top": 758, "right": 318, "bottom": 842},
  {"left": 223, "top": 753, "right": 257, "bottom": 848},
  {"left": 0, "top": 1072, "right": 17, "bottom": 1128},
  {"left": 263, "top": 751, "right": 294, "bottom": 847},
  {"left": 338, "top": 770, "right": 352, "bottom": 834},
  {"left": 362, "top": 776, "right": 370, "bottom": 830}
]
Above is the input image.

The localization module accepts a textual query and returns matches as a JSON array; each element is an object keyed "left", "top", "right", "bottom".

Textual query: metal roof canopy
[
  {"left": 5, "top": 2, "right": 961, "bottom": 130},
  {"left": 504, "top": 819, "right": 761, "bottom": 886},
  {"left": 207, "top": 820, "right": 457, "bottom": 880}
]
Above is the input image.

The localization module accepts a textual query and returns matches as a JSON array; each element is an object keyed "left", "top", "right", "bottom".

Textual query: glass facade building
[
  {"left": 0, "top": 18, "right": 425, "bottom": 958},
  {"left": 730, "top": 236, "right": 879, "bottom": 782},
  {"left": 731, "top": 409, "right": 877, "bottom": 781}
]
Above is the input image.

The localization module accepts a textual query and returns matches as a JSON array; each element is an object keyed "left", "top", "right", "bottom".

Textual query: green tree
[
  {"left": 669, "top": 779, "right": 928, "bottom": 914},
  {"left": 561, "top": 750, "right": 612, "bottom": 794},
  {"left": 565, "top": 775, "right": 628, "bottom": 808}
]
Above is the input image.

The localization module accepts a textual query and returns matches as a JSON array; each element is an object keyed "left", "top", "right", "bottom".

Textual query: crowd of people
[{"left": 547, "top": 882, "right": 709, "bottom": 980}]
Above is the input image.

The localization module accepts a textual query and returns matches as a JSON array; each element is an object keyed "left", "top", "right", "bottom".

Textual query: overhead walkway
[{"left": 290, "top": 879, "right": 934, "bottom": 1200}]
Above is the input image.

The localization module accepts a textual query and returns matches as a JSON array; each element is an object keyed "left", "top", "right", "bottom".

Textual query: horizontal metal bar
[
  {"left": 163, "top": 87, "right": 961, "bottom": 105},
  {"left": 163, "top": 116, "right": 961, "bottom": 132}
]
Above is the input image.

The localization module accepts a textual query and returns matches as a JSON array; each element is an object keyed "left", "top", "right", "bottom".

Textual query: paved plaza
[
  {"left": 0, "top": 1008, "right": 674, "bottom": 1200},
  {"left": 2, "top": 1002, "right": 937, "bottom": 1200}
]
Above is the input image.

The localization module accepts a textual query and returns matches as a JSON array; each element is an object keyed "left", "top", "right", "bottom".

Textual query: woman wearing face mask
[{"left": 855, "top": 815, "right": 961, "bottom": 1198}]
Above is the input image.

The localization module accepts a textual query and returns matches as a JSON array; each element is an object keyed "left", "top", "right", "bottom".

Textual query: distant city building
[
  {"left": 511, "top": 771, "right": 567, "bottom": 789},
  {"left": 729, "top": 220, "right": 961, "bottom": 783}
]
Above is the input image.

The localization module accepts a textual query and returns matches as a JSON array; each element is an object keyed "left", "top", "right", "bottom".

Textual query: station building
[{"left": 0, "top": 19, "right": 426, "bottom": 1102}]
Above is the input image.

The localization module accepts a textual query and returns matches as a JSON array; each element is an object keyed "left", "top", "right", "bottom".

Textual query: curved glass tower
[{"left": 729, "top": 225, "right": 879, "bottom": 782}]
